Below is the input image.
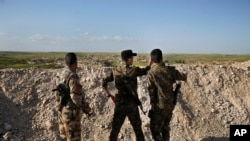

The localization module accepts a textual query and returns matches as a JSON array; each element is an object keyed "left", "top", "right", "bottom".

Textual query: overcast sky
[{"left": 0, "top": 0, "right": 250, "bottom": 54}]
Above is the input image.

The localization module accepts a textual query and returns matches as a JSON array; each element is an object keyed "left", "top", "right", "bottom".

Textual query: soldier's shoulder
[
  {"left": 59, "top": 68, "right": 69, "bottom": 77},
  {"left": 165, "top": 65, "right": 176, "bottom": 72},
  {"left": 113, "top": 66, "right": 123, "bottom": 75},
  {"left": 62, "top": 68, "right": 78, "bottom": 79},
  {"left": 114, "top": 65, "right": 126, "bottom": 72}
]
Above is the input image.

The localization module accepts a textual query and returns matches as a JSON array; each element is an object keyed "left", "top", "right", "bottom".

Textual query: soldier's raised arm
[
  {"left": 135, "top": 65, "right": 150, "bottom": 76},
  {"left": 172, "top": 68, "right": 187, "bottom": 82},
  {"left": 135, "top": 59, "right": 152, "bottom": 76}
]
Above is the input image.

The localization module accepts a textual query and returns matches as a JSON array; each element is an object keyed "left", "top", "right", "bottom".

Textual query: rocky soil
[{"left": 0, "top": 61, "right": 249, "bottom": 141}]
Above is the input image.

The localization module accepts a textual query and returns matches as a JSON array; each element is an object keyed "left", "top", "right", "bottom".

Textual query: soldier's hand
[
  {"left": 103, "top": 88, "right": 116, "bottom": 104},
  {"left": 148, "top": 59, "right": 153, "bottom": 67},
  {"left": 109, "top": 94, "right": 116, "bottom": 104}
]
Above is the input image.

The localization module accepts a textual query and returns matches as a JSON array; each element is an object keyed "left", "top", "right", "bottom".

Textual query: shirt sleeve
[
  {"left": 173, "top": 68, "right": 187, "bottom": 81},
  {"left": 102, "top": 71, "right": 114, "bottom": 89},
  {"left": 135, "top": 66, "right": 150, "bottom": 76},
  {"left": 146, "top": 72, "right": 158, "bottom": 105},
  {"left": 68, "top": 75, "right": 83, "bottom": 107}
]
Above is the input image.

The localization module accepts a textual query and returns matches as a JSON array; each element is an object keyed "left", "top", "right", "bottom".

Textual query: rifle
[
  {"left": 123, "top": 79, "right": 146, "bottom": 115},
  {"left": 166, "top": 65, "right": 181, "bottom": 105},
  {"left": 52, "top": 84, "right": 92, "bottom": 116},
  {"left": 52, "top": 83, "right": 79, "bottom": 109},
  {"left": 173, "top": 83, "right": 181, "bottom": 105}
]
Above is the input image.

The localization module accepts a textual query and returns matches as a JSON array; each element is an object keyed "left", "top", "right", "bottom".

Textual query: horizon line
[{"left": 0, "top": 51, "right": 249, "bottom": 55}]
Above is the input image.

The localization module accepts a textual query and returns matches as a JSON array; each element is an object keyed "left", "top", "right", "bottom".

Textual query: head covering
[{"left": 121, "top": 49, "right": 137, "bottom": 61}]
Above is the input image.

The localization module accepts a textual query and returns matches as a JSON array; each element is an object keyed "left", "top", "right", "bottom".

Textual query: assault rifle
[
  {"left": 52, "top": 84, "right": 92, "bottom": 116},
  {"left": 166, "top": 65, "right": 182, "bottom": 105},
  {"left": 123, "top": 79, "right": 146, "bottom": 115},
  {"left": 52, "top": 83, "right": 79, "bottom": 109},
  {"left": 173, "top": 83, "right": 181, "bottom": 105}
]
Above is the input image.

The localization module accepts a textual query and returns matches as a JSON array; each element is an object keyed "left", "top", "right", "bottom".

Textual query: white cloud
[
  {"left": 29, "top": 34, "right": 66, "bottom": 43},
  {"left": 83, "top": 32, "right": 89, "bottom": 36},
  {"left": 78, "top": 33, "right": 138, "bottom": 42},
  {"left": 28, "top": 33, "right": 139, "bottom": 43},
  {"left": 0, "top": 32, "right": 143, "bottom": 52},
  {"left": 114, "top": 36, "right": 122, "bottom": 41},
  {"left": 0, "top": 32, "right": 5, "bottom": 37}
]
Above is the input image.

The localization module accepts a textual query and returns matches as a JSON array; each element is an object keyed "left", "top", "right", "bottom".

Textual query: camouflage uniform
[
  {"left": 56, "top": 68, "right": 86, "bottom": 141},
  {"left": 147, "top": 63, "right": 187, "bottom": 141},
  {"left": 102, "top": 65, "right": 150, "bottom": 141}
]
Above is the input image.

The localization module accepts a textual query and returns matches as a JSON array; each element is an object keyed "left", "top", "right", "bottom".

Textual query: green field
[{"left": 0, "top": 52, "right": 249, "bottom": 69}]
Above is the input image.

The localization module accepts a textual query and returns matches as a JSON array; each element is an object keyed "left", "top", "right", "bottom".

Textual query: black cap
[{"left": 121, "top": 50, "right": 137, "bottom": 61}]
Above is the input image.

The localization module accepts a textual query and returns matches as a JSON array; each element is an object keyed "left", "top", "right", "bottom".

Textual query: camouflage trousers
[
  {"left": 58, "top": 107, "right": 81, "bottom": 141},
  {"left": 109, "top": 103, "right": 145, "bottom": 141},
  {"left": 149, "top": 105, "right": 175, "bottom": 141}
]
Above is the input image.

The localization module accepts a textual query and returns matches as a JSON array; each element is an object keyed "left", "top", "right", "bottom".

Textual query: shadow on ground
[{"left": 0, "top": 86, "right": 32, "bottom": 140}]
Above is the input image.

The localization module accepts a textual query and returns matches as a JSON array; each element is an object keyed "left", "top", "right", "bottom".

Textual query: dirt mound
[{"left": 0, "top": 61, "right": 249, "bottom": 141}]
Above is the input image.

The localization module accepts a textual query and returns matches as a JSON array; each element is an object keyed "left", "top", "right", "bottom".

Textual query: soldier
[
  {"left": 102, "top": 49, "right": 151, "bottom": 141},
  {"left": 56, "top": 53, "right": 91, "bottom": 141},
  {"left": 147, "top": 49, "right": 187, "bottom": 141}
]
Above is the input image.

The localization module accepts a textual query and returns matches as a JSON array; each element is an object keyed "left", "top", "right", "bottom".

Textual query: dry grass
[{"left": 0, "top": 51, "right": 249, "bottom": 69}]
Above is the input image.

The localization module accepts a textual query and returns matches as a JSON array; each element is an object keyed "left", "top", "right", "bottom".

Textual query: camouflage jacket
[
  {"left": 56, "top": 68, "right": 85, "bottom": 109},
  {"left": 147, "top": 63, "right": 187, "bottom": 109},
  {"left": 102, "top": 65, "right": 150, "bottom": 104}
]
